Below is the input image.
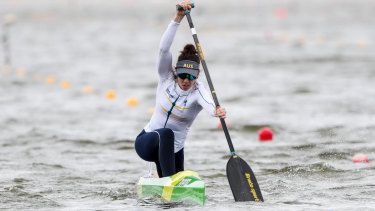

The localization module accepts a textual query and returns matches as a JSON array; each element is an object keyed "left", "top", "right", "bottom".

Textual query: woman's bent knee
[{"left": 134, "top": 131, "right": 159, "bottom": 162}]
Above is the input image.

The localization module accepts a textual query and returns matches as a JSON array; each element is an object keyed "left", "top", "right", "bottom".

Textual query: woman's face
[{"left": 177, "top": 74, "right": 196, "bottom": 91}]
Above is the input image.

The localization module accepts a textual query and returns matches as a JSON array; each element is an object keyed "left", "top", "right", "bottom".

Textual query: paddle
[{"left": 178, "top": 4, "right": 264, "bottom": 202}]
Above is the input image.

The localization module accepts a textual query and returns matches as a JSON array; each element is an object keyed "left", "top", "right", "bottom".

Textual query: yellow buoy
[
  {"left": 279, "top": 33, "right": 289, "bottom": 42},
  {"left": 45, "top": 76, "right": 56, "bottom": 84},
  {"left": 1, "top": 66, "right": 9, "bottom": 75},
  {"left": 148, "top": 107, "right": 155, "bottom": 114},
  {"left": 60, "top": 80, "right": 70, "bottom": 88},
  {"left": 357, "top": 41, "right": 367, "bottom": 49},
  {"left": 3, "top": 14, "right": 17, "bottom": 25},
  {"left": 126, "top": 97, "right": 139, "bottom": 107},
  {"left": 316, "top": 36, "right": 325, "bottom": 45},
  {"left": 298, "top": 36, "right": 307, "bottom": 45},
  {"left": 106, "top": 90, "right": 116, "bottom": 100},
  {"left": 17, "top": 68, "right": 25, "bottom": 77},
  {"left": 337, "top": 40, "right": 345, "bottom": 48},
  {"left": 34, "top": 74, "right": 42, "bottom": 81},
  {"left": 83, "top": 86, "right": 94, "bottom": 94}
]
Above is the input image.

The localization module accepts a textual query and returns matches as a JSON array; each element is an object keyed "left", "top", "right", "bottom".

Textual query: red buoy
[
  {"left": 352, "top": 153, "right": 369, "bottom": 163},
  {"left": 274, "top": 8, "right": 289, "bottom": 20},
  {"left": 259, "top": 127, "right": 273, "bottom": 141},
  {"left": 216, "top": 122, "right": 230, "bottom": 129}
]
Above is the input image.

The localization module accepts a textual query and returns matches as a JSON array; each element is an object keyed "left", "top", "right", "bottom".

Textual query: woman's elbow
[{"left": 159, "top": 48, "right": 169, "bottom": 56}]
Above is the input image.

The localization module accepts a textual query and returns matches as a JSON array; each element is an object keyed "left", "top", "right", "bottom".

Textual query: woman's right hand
[{"left": 174, "top": 0, "right": 193, "bottom": 23}]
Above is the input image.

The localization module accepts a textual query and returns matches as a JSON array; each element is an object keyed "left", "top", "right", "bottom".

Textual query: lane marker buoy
[
  {"left": 60, "top": 80, "right": 70, "bottom": 88},
  {"left": 126, "top": 97, "right": 139, "bottom": 107},
  {"left": 45, "top": 76, "right": 56, "bottom": 84},
  {"left": 83, "top": 86, "right": 94, "bottom": 94},
  {"left": 106, "top": 90, "right": 116, "bottom": 100},
  {"left": 259, "top": 127, "right": 273, "bottom": 142},
  {"left": 352, "top": 153, "right": 369, "bottom": 163}
]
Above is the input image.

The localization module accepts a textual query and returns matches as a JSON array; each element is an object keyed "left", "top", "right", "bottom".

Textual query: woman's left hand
[
  {"left": 174, "top": 0, "right": 192, "bottom": 23},
  {"left": 215, "top": 106, "right": 226, "bottom": 119}
]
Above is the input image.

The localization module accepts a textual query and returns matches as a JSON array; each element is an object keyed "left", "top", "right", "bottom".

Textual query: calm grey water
[{"left": 1, "top": 0, "right": 375, "bottom": 210}]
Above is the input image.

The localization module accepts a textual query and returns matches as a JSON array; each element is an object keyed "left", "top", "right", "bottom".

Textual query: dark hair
[
  {"left": 172, "top": 44, "right": 200, "bottom": 81},
  {"left": 178, "top": 44, "right": 200, "bottom": 64}
]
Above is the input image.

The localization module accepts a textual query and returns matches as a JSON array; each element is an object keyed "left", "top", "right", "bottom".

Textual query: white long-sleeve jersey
[{"left": 144, "top": 21, "right": 216, "bottom": 153}]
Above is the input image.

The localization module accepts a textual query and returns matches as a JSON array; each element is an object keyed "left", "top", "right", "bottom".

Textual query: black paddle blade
[{"left": 226, "top": 155, "right": 264, "bottom": 202}]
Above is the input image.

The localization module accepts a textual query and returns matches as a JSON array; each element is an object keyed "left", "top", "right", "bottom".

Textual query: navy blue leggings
[{"left": 135, "top": 128, "right": 184, "bottom": 177}]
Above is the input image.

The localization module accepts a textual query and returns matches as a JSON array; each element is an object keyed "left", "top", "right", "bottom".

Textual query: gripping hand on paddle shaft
[
  {"left": 215, "top": 106, "right": 227, "bottom": 119},
  {"left": 174, "top": 0, "right": 193, "bottom": 23}
]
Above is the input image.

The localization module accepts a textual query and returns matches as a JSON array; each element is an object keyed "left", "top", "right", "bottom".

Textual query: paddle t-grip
[{"left": 177, "top": 3, "right": 195, "bottom": 12}]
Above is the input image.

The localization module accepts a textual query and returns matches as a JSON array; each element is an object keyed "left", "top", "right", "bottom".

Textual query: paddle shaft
[
  {"left": 184, "top": 12, "right": 235, "bottom": 154},
  {"left": 179, "top": 7, "right": 264, "bottom": 202}
]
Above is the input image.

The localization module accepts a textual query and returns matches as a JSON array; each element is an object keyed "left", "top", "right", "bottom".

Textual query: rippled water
[{"left": 1, "top": 0, "right": 375, "bottom": 210}]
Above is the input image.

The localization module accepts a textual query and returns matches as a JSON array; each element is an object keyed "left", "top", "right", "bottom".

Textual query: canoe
[{"left": 137, "top": 170, "right": 205, "bottom": 205}]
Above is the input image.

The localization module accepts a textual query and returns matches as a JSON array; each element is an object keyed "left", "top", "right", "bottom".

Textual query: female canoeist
[{"left": 135, "top": 0, "right": 226, "bottom": 178}]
